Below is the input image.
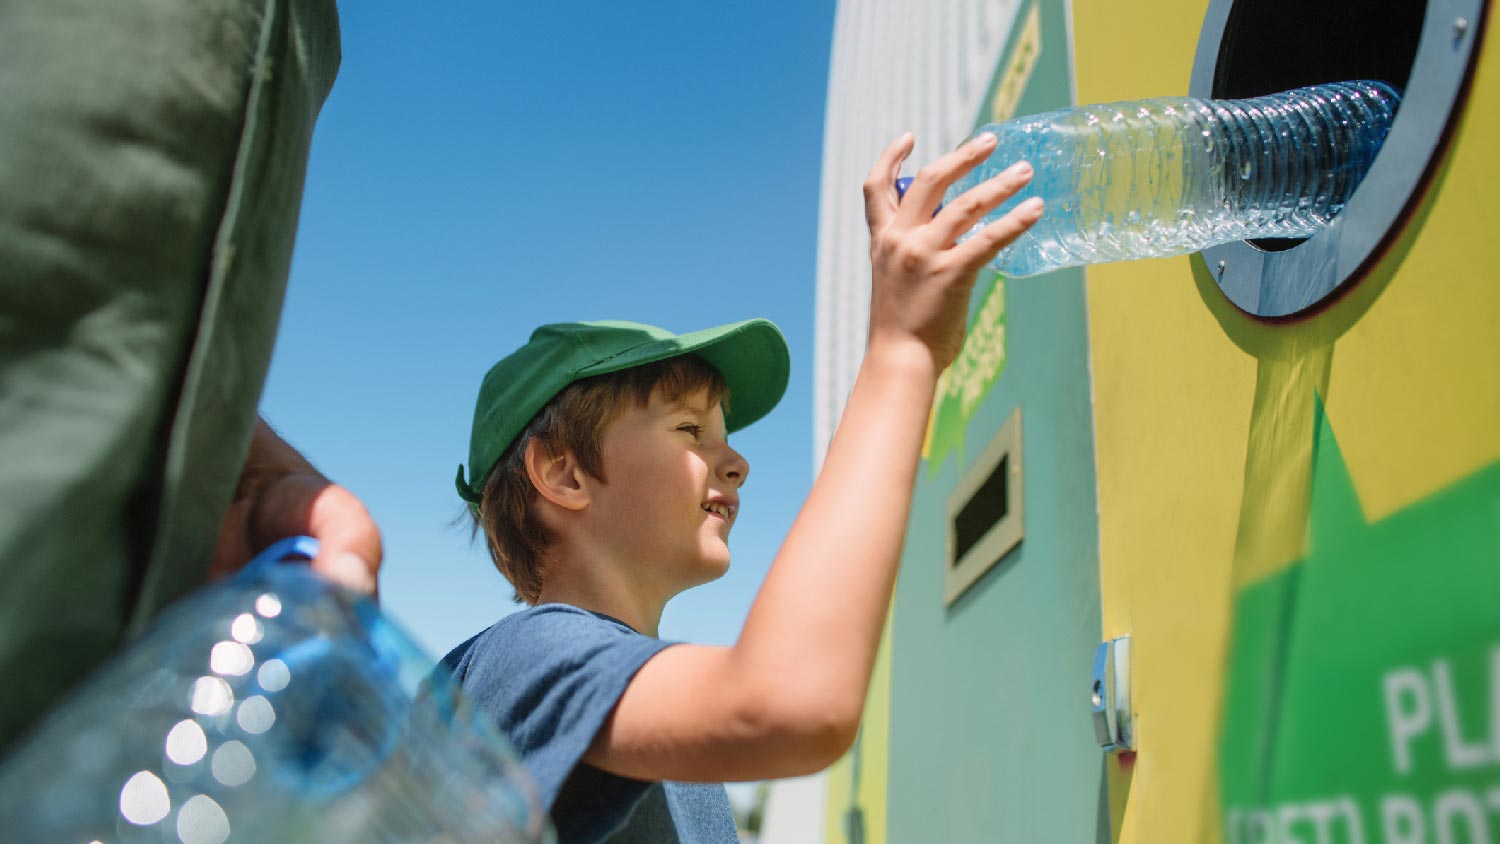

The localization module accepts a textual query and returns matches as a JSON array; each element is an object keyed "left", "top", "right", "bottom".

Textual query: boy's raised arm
[{"left": 586, "top": 132, "right": 1042, "bottom": 783}]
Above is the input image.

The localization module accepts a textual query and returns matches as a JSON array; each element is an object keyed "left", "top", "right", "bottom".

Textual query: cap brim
[{"left": 577, "top": 318, "right": 790, "bottom": 434}]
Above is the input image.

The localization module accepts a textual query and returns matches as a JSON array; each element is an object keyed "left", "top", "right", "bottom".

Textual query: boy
[{"left": 445, "top": 132, "right": 1041, "bottom": 842}]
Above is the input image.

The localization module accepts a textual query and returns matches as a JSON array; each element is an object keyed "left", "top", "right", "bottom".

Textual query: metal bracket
[{"left": 1090, "top": 636, "right": 1133, "bottom": 752}]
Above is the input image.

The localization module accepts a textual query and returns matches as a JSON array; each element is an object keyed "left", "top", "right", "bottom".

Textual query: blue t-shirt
[{"left": 442, "top": 604, "right": 738, "bottom": 844}]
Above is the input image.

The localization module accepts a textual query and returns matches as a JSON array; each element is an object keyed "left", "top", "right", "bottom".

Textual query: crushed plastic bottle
[
  {"left": 0, "top": 536, "right": 552, "bottom": 844},
  {"left": 914, "top": 81, "right": 1400, "bottom": 277}
]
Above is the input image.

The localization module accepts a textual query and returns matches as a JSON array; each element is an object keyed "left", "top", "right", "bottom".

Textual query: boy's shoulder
[
  {"left": 437, "top": 602, "right": 682, "bottom": 826},
  {"left": 440, "top": 603, "right": 657, "bottom": 690},
  {"left": 439, "top": 609, "right": 738, "bottom": 842},
  {"left": 485, "top": 603, "right": 642, "bottom": 651}
]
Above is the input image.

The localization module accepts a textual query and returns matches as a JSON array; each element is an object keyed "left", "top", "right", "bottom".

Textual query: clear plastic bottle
[
  {"left": 936, "top": 81, "right": 1400, "bottom": 277},
  {"left": 0, "top": 537, "right": 552, "bottom": 844}
]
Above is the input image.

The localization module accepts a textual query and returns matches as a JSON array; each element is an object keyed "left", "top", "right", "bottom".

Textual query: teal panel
[{"left": 886, "top": 0, "right": 1106, "bottom": 840}]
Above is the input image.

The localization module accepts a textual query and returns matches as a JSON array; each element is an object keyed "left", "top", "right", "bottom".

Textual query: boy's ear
[{"left": 524, "top": 438, "right": 590, "bottom": 511}]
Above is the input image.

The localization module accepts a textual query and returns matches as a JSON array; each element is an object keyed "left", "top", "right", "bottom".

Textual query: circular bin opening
[{"left": 1190, "top": 0, "right": 1484, "bottom": 318}]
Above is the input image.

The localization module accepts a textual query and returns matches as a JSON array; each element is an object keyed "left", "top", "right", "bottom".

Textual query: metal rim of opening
[{"left": 1190, "top": 0, "right": 1486, "bottom": 319}]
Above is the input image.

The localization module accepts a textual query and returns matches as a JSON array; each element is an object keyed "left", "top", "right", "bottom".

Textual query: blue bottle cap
[
  {"left": 894, "top": 176, "right": 942, "bottom": 216},
  {"left": 237, "top": 535, "right": 320, "bottom": 579}
]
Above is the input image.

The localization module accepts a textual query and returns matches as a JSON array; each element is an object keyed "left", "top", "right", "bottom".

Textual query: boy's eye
[{"left": 676, "top": 423, "right": 703, "bottom": 439}]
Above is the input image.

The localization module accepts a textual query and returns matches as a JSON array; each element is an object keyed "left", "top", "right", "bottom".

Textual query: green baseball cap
[{"left": 456, "top": 318, "right": 790, "bottom": 507}]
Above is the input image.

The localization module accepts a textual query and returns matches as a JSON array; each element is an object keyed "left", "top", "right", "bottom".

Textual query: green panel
[
  {"left": 886, "top": 1, "right": 1106, "bottom": 840},
  {"left": 928, "top": 273, "right": 1008, "bottom": 469},
  {"left": 1220, "top": 400, "right": 1500, "bottom": 841}
]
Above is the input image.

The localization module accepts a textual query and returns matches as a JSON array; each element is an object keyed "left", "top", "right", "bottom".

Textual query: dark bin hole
[{"left": 1212, "top": 0, "right": 1426, "bottom": 252}]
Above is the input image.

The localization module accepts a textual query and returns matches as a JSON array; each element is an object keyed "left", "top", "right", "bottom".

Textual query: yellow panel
[
  {"left": 822, "top": 605, "right": 892, "bottom": 844},
  {"left": 822, "top": 751, "right": 850, "bottom": 844},
  {"left": 1075, "top": 3, "right": 1242, "bottom": 841},
  {"left": 1087, "top": 256, "right": 1252, "bottom": 844},
  {"left": 1322, "top": 87, "right": 1500, "bottom": 522},
  {"left": 1076, "top": 2, "right": 1500, "bottom": 843}
]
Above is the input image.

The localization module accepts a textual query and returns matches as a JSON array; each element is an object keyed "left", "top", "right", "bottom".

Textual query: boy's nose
[{"left": 719, "top": 445, "right": 749, "bottom": 488}]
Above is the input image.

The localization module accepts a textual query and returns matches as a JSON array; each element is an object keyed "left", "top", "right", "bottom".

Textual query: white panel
[
  {"left": 757, "top": 772, "right": 829, "bottom": 844},
  {"left": 813, "top": 0, "right": 1022, "bottom": 467}
]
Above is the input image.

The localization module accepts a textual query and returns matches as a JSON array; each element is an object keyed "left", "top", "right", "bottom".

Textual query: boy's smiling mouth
[{"left": 702, "top": 499, "right": 737, "bottom": 521}]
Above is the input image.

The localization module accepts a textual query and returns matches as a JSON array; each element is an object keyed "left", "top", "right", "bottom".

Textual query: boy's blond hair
[{"left": 474, "top": 355, "right": 728, "bottom": 604}]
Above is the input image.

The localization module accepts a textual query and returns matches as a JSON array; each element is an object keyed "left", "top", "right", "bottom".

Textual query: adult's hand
[{"left": 212, "top": 417, "right": 383, "bottom": 597}]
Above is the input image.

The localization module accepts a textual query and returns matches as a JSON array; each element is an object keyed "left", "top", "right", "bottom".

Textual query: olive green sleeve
[{"left": 0, "top": 0, "right": 340, "bottom": 752}]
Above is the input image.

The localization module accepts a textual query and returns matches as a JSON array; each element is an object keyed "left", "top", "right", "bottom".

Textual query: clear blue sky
[{"left": 261, "top": 2, "right": 838, "bottom": 657}]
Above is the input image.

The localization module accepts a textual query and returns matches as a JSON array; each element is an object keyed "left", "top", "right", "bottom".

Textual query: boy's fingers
[
  {"left": 924, "top": 161, "right": 1034, "bottom": 248},
  {"left": 948, "top": 197, "right": 1045, "bottom": 272},
  {"left": 862, "top": 132, "right": 914, "bottom": 230},
  {"left": 895, "top": 131, "right": 998, "bottom": 225}
]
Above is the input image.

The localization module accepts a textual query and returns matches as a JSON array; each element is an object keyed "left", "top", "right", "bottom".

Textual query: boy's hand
[{"left": 862, "top": 132, "right": 1042, "bottom": 370}]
